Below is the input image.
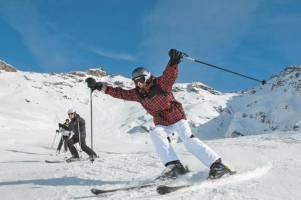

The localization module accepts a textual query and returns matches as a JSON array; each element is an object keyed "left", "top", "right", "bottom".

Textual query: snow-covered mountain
[
  {"left": 199, "top": 65, "right": 301, "bottom": 138},
  {"left": 0, "top": 63, "right": 233, "bottom": 143},
  {"left": 1, "top": 60, "right": 301, "bottom": 200}
]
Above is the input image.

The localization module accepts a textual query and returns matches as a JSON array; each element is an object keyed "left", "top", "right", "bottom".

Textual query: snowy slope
[{"left": 1, "top": 63, "right": 301, "bottom": 200}]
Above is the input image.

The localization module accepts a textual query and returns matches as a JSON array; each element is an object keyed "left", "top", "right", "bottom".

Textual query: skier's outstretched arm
[
  {"left": 85, "top": 78, "right": 139, "bottom": 102},
  {"left": 105, "top": 86, "right": 140, "bottom": 102}
]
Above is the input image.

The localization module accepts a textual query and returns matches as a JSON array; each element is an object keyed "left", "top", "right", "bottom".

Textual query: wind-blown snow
[{"left": 0, "top": 65, "right": 301, "bottom": 200}]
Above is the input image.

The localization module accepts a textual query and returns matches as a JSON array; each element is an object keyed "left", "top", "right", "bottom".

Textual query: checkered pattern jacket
[{"left": 105, "top": 64, "right": 186, "bottom": 126}]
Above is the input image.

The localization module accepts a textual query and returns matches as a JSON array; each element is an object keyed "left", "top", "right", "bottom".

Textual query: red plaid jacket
[{"left": 105, "top": 64, "right": 186, "bottom": 126}]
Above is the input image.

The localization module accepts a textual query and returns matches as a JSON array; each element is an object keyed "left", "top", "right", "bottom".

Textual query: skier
[
  {"left": 65, "top": 108, "right": 98, "bottom": 162},
  {"left": 85, "top": 49, "right": 232, "bottom": 179},
  {"left": 57, "top": 119, "right": 71, "bottom": 153}
]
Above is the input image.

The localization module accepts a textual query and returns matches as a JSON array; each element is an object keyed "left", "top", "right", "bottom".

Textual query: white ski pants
[{"left": 149, "top": 119, "right": 220, "bottom": 168}]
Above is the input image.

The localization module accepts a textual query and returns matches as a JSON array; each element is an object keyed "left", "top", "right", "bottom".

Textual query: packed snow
[{"left": 0, "top": 65, "right": 301, "bottom": 200}]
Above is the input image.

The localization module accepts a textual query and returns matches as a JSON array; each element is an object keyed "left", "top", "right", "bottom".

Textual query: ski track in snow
[{"left": 178, "top": 164, "right": 272, "bottom": 192}]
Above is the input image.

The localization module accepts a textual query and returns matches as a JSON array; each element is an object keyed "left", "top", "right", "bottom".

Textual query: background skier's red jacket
[{"left": 105, "top": 64, "right": 186, "bottom": 126}]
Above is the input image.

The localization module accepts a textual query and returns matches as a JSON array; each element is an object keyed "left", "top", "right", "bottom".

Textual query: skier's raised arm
[{"left": 157, "top": 49, "right": 184, "bottom": 93}]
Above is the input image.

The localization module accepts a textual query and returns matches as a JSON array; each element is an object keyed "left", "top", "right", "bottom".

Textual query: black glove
[
  {"left": 168, "top": 49, "right": 184, "bottom": 66},
  {"left": 85, "top": 77, "right": 104, "bottom": 91},
  {"left": 85, "top": 77, "right": 96, "bottom": 88},
  {"left": 58, "top": 123, "right": 63, "bottom": 128}
]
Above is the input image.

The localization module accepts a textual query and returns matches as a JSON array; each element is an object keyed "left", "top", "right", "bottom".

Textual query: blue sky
[{"left": 0, "top": 0, "right": 300, "bottom": 92}]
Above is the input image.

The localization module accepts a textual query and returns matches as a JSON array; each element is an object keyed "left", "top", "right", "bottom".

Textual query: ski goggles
[
  {"left": 68, "top": 112, "right": 75, "bottom": 117},
  {"left": 133, "top": 76, "right": 146, "bottom": 85}
]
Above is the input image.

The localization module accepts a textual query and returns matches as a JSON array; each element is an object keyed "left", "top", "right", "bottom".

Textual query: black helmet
[{"left": 131, "top": 67, "right": 151, "bottom": 80}]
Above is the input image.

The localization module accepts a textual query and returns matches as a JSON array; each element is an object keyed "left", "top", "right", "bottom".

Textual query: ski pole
[
  {"left": 77, "top": 117, "right": 82, "bottom": 152},
  {"left": 85, "top": 78, "right": 95, "bottom": 150},
  {"left": 181, "top": 51, "right": 266, "bottom": 85},
  {"left": 51, "top": 130, "right": 59, "bottom": 149},
  {"left": 75, "top": 118, "right": 83, "bottom": 157},
  {"left": 90, "top": 89, "right": 94, "bottom": 150}
]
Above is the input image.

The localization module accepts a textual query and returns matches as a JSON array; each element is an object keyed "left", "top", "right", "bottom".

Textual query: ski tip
[{"left": 90, "top": 188, "right": 98, "bottom": 195}]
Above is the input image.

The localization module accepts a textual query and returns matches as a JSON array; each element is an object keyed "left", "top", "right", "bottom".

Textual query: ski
[
  {"left": 45, "top": 157, "right": 92, "bottom": 163},
  {"left": 45, "top": 160, "right": 65, "bottom": 163},
  {"left": 90, "top": 183, "right": 156, "bottom": 195},
  {"left": 90, "top": 169, "right": 194, "bottom": 195},
  {"left": 157, "top": 171, "right": 237, "bottom": 195}
]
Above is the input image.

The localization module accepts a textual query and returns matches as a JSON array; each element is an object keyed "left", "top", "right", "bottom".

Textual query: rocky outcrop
[
  {"left": 0, "top": 60, "right": 17, "bottom": 72},
  {"left": 187, "top": 82, "right": 221, "bottom": 95},
  {"left": 87, "top": 68, "right": 107, "bottom": 77}
]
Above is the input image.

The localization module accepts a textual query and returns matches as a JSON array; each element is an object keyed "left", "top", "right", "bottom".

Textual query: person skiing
[
  {"left": 85, "top": 49, "right": 232, "bottom": 179},
  {"left": 65, "top": 108, "right": 98, "bottom": 162},
  {"left": 57, "top": 119, "right": 71, "bottom": 153}
]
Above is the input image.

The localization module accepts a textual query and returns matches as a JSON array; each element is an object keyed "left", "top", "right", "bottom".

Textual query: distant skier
[
  {"left": 86, "top": 49, "right": 232, "bottom": 179},
  {"left": 56, "top": 119, "right": 71, "bottom": 153},
  {"left": 65, "top": 109, "right": 97, "bottom": 162}
]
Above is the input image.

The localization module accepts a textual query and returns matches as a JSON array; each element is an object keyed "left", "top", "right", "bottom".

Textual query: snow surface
[{"left": 0, "top": 67, "right": 301, "bottom": 200}]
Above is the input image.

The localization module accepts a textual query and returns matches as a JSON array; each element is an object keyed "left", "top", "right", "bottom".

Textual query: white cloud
[{"left": 90, "top": 47, "right": 136, "bottom": 62}]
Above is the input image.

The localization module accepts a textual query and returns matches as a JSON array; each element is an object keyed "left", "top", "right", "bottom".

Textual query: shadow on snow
[
  {"left": 4, "top": 149, "right": 50, "bottom": 156},
  {"left": 0, "top": 177, "right": 128, "bottom": 186}
]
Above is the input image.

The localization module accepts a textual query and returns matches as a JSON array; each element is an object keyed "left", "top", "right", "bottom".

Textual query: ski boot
[
  {"left": 89, "top": 154, "right": 99, "bottom": 162},
  {"left": 208, "top": 158, "right": 234, "bottom": 179},
  {"left": 66, "top": 155, "right": 80, "bottom": 163},
  {"left": 156, "top": 160, "right": 188, "bottom": 180}
]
